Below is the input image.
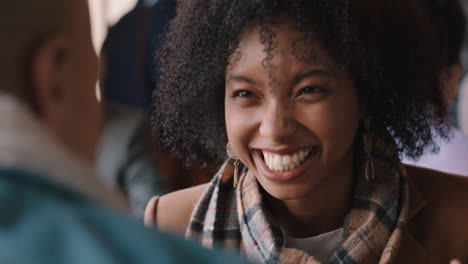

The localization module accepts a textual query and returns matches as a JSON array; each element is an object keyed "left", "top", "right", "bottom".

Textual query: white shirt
[{"left": 284, "top": 228, "right": 344, "bottom": 263}]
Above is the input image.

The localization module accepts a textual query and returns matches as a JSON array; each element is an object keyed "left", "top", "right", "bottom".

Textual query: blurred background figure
[
  {"left": 461, "top": 75, "right": 468, "bottom": 133},
  {"left": 96, "top": 102, "right": 165, "bottom": 220},
  {"left": 460, "top": 0, "right": 468, "bottom": 134},
  {"left": 100, "top": 0, "right": 175, "bottom": 113},
  {"left": 93, "top": 0, "right": 176, "bottom": 220},
  {"left": 96, "top": 0, "right": 214, "bottom": 215},
  {"left": 403, "top": 0, "right": 468, "bottom": 176}
]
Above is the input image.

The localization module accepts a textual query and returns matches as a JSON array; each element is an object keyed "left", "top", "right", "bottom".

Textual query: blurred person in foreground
[
  {"left": 403, "top": 0, "right": 468, "bottom": 176},
  {"left": 0, "top": 1, "right": 248, "bottom": 263}
]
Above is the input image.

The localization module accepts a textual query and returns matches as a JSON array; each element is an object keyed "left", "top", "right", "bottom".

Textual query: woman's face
[{"left": 225, "top": 19, "right": 362, "bottom": 200}]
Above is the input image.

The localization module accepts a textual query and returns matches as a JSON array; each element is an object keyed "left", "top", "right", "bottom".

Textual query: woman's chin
[
  {"left": 255, "top": 172, "right": 323, "bottom": 201},
  {"left": 263, "top": 185, "right": 316, "bottom": 202}
]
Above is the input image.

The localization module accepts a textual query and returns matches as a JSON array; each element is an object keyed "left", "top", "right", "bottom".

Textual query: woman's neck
[{"left": 263, "top": 152, "right": 356, "bottom": 238}]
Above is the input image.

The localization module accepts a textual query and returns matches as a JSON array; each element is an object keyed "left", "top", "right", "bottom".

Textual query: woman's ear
[{"left": 30, "top": 35, "right": 72, "bottom": 120}]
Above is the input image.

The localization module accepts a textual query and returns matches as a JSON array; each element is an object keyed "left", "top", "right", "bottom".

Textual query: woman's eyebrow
[
  {"left": 227, "top": 75, "right": 260, "bottom": 86},
  {"left": 291, "top": 69, "right": 334, "bottom": 86}
]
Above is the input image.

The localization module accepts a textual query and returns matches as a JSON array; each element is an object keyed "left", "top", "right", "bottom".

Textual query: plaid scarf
[{"left": 186, "top": 131, "right": 409, "bottom": 264}]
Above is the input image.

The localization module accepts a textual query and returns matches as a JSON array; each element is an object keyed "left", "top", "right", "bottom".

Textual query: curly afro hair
[{"left": 153, "top": 0, "right": 447, "bottom": 166}]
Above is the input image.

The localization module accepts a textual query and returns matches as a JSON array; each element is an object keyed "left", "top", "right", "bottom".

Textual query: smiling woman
[
  {"left": 224, "top": 18, "right": 361, "bottom": 207},
  {"left": 145, "top": 0, "right": 468, "bottom": 263}
]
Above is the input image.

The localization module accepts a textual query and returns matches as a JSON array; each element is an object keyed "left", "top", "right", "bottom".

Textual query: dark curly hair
[{"left": 153, "top": 0, "right": 447, "bottom": 166}]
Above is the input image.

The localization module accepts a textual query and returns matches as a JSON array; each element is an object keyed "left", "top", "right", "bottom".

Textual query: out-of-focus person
[
  {"left": 95, "top": 0, "right": 176, "bottom": 220},
  {"left": 403, "top": 0, "right": 468, "bottom": 176},
  {"left": 100, "top": 0, "right": 213, "bottom": 194},
  {"left": 460, "top": 0, "right": 468, "bottom": 139},
  {"left": 96, "top": 102, "right": 166, "bottom": 220},
  {"left": 0, "top": 1, "right": 249, "bottom": 263},
  {"left": 460, "top": 75, "right": 468, "bottom": 134},
  {"left": 101, "top": 0, "right": 176, "bottom": 113}
]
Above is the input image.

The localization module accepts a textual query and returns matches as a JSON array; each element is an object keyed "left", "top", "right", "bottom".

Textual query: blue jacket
[{"left": 0, "top": 168, "right": 248, "bottom": 264}]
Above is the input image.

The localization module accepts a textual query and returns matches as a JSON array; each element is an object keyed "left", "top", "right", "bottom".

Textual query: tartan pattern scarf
[{"left": 186, "top": 132, "right": 409, "bottom": 264}]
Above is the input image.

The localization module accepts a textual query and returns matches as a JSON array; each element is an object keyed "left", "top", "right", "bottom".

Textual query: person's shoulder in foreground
[
  {"left": 0, "top": 169, "right": 247, "bottom": 264},
  {"left": 0, "top": 95, "right": 248, "bottom": 264},
  {"left": 400, "top": 165, "right": 468, "bottom": 263}
]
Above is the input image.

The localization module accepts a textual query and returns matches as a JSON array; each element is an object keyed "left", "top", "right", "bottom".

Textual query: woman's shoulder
[
  {"left": 405, "top": 164, "right": 468, "bottom": 200},
  {"left": 406, "top": 164, "right": 468, "bottom": 217},
  {"left": 404, "top": 165, "right": 468, "bottom": 259},
  {"left": 144, "top": 183, "right": 209, "bottom": 235}
]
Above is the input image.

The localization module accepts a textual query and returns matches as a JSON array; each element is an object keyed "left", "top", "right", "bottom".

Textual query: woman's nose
[{"left": 259, "top": 104, "right": 297, "bottom": 142}]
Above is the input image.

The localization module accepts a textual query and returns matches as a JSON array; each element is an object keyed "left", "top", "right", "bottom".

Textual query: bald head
[
  {"left": 0, "top": 0, "right": 101, "bottom": 163},
  {"left": 0, "top": 1, "right": 75, "bottom": 99}
]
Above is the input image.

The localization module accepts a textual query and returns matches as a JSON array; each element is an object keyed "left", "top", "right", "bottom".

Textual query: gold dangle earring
[
  {"left": 226, "top": 143, "right": 240, "bottom": 188},
  {"left": 363, "top": 118, "right": 375, "bottom": 181}
]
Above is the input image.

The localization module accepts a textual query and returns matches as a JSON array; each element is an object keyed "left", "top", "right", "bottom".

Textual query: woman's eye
[
  {"left": 232, "top": 90, "right": 258, "bottom": 98},
  {"left": 297, "top": 86, "right": 326, "bottom": 96}
]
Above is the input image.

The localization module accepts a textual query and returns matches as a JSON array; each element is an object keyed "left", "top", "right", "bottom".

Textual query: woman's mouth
[
  {"left": 253, "top": 146, "right": 321, "bottom": 183},
  {"left": 262, "top": 148, "right": 313, "bottom": 172}
]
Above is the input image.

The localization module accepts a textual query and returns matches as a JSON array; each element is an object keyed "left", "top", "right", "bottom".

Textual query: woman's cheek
[
  {"left": 299, "top": 101, "right": 359, "bottom": 162},
  {"left": 225, "top": 104, "right": 258, "bottom": 164}
]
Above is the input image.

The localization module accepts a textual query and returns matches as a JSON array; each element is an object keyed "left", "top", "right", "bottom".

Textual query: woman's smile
[{"left": 252, "top": 146, "right": 321, "bottom": 183}]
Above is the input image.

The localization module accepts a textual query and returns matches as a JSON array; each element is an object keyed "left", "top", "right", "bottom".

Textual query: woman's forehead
[{"left": 228, "top": 20, "right": 335, "bottom": 74}]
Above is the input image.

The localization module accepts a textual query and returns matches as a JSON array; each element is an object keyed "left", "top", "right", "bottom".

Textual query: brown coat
[{"left": 145, "top": 165, "right": 468, "bottom": 263}]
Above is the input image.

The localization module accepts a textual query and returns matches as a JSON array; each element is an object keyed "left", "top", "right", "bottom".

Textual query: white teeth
[
  {"left": 274, "top": 155, "right": 281, "bottom": 171},
  {"left": 262, "top": 148, "right": 314, "bottom": 172},
  {"left": 292, "top": 153, "right": 299, "bottom": 166},
  {"left": 282, "top": 156, "right": 292, "bottom": 169}
]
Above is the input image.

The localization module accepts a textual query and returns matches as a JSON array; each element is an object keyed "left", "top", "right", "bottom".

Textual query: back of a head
[
  {"left": 0, "top": 1, "right": 101, "bottom": 164},
  {"left": 0, "top": 1, "right": 72, "bottom": 101}
]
